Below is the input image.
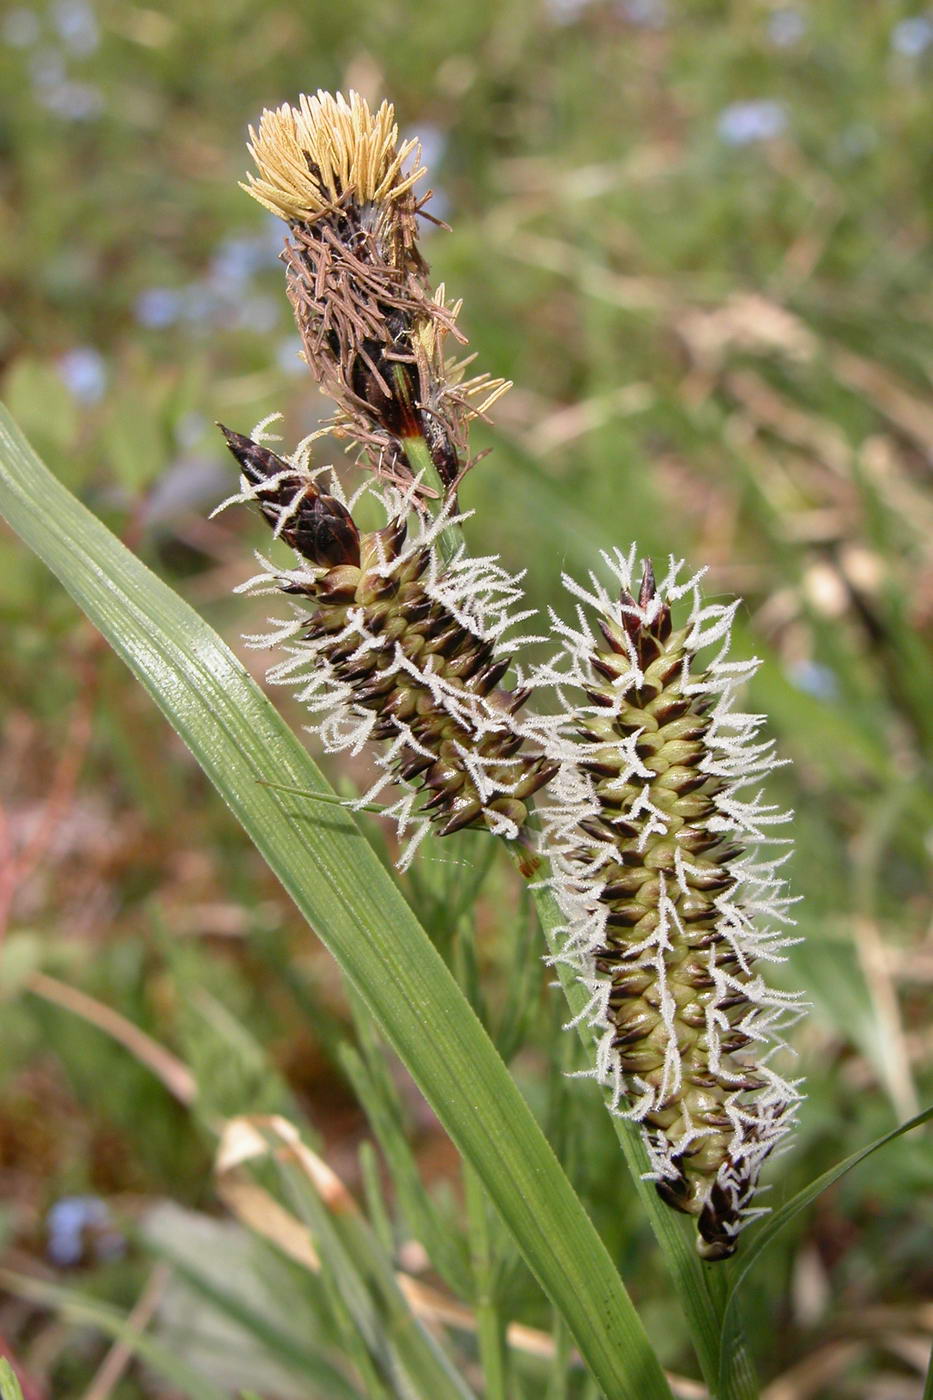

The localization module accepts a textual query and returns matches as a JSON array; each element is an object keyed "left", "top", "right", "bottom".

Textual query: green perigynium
[{"left": 534, "top": 550, "right": 804, "bottom": 1259}]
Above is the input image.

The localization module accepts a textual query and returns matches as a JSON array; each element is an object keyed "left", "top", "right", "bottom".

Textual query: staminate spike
[
  {"left": 238, "top": 91, "right": 510, "bottom": 500},
  {"left": 242, "top": 91, "right": 425, "bottom": 225}
]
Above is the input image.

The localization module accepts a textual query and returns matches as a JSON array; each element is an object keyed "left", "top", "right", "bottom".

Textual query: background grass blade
[
  {"left": 0, "top": 405, "right": 671, "bottom": 1400},
  {"left": 0, "top": 1361, "right": 25, "bottom": 1400},
  {"left": 718, "top": 1102, "right": 933, "bottom": 1395},
  {"left": 262, "top": 1124, "right": 475, "bottom": 1400},
  {"left": 0, "top": 1273, "right": 227, "bottom": 1400},
  {"left": 141, "top": 1242, "right": 364, "bottom": 1400}
]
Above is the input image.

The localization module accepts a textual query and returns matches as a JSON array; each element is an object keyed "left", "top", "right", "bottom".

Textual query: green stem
[
  {"left": 398, "top": 426, "right": 459, "bottom": 563},
  {"left": 463, "top": 1163, "right": 508, "bottom": 1400},
  {"left": 256, "top": 779, "right": 389, "bottom": 813}
]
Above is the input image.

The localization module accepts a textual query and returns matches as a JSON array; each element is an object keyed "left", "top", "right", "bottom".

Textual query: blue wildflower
[
  {"left": 57, "top": 346, "right": 106, "bottom": 403},
  {"left": 717, "top": 100, "right": 788, "bottom": 146},
  {"left": 891, "top": 15, "right": 933, "bottom": 57}
]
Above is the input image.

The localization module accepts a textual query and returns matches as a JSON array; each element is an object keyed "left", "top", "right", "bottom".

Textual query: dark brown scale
[
  {"left": 502, "top": 686, "right": 532, "bottom": 713},
  {"left": 475, "top": 657, "right": 511, "bottom": 692},
  {"left": 219, "top": 426, "right": 361, "bottom": 570},
  {"left": 221, "top": 426, "right": 555, "bottom": 844},
  {"left": 584, "top": 688, "right": 617, "bottom": 709},
  {"left": 351, "top": 351, "right": 419, "bottom": 437},
  {"left": 419, "top": 406, "right": 462, "bottom": 488},
  {"left": 697, "top": 1184, "right": 741, "bottom": 1261},
  {"left": 591, "top": 656, "right": 622, "bottom": 683}
]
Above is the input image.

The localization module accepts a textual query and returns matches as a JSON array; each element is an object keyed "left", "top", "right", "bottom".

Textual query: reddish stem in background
[{"left": 0, "top": 646, "right": 98, "bottom": 945}]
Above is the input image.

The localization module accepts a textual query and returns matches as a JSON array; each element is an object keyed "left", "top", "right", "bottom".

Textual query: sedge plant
[
  {"left": 222, "top": 89, "right": 804, "bottom": 1265},
  {"left": 4, "top": 86, "right": 928, "bottom": 1400}
]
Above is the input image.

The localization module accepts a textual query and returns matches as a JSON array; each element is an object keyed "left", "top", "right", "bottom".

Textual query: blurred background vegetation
[{"left": 1, "top": 0, "right": 931, "bottom": 1396}]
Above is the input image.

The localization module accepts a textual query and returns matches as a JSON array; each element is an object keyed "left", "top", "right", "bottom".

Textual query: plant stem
[
  {"left": 398, "top": 426, "right": 459, "bottom": 562},
  {"left": 464, "top": 1163, "right": 508, "bottom": 1400}
]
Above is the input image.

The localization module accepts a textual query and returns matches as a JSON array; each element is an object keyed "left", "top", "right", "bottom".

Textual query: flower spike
[
  {"left": 243, "top": 92, "right": 426, "bottom": 227},
  {"left": 219, "top": 425, "right": 556, "bottom": 869},
  {"left": 223, "top": 95, "right": 805, "bottom": 1259},
  {"left": 537, "top": 551, "right": 804, "bottom": 1259},
  {"left": 241, "top": 91, "right": 509, "bottom": 500}
]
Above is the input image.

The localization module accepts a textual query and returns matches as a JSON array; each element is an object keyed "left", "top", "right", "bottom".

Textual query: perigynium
[{"left": 218, "top": 88, "right": 804, "bottom": 1256}]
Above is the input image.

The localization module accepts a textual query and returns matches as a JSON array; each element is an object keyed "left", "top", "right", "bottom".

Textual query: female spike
[{"left": 537, "top": 551, "right": 804, "bottom": 1258}]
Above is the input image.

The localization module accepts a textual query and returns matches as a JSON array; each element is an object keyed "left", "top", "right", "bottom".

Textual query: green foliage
[
  {"left": 0, "top": 1361, "right": 25, "bottom": 1400},
  {"left": 0, "top": 407, "right": 668, "bottom": 1398}
]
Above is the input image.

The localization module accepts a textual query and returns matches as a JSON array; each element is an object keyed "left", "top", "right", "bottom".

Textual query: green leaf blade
[{"left": 0, "top": 405, "right": 671, "bottom": 1400}]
